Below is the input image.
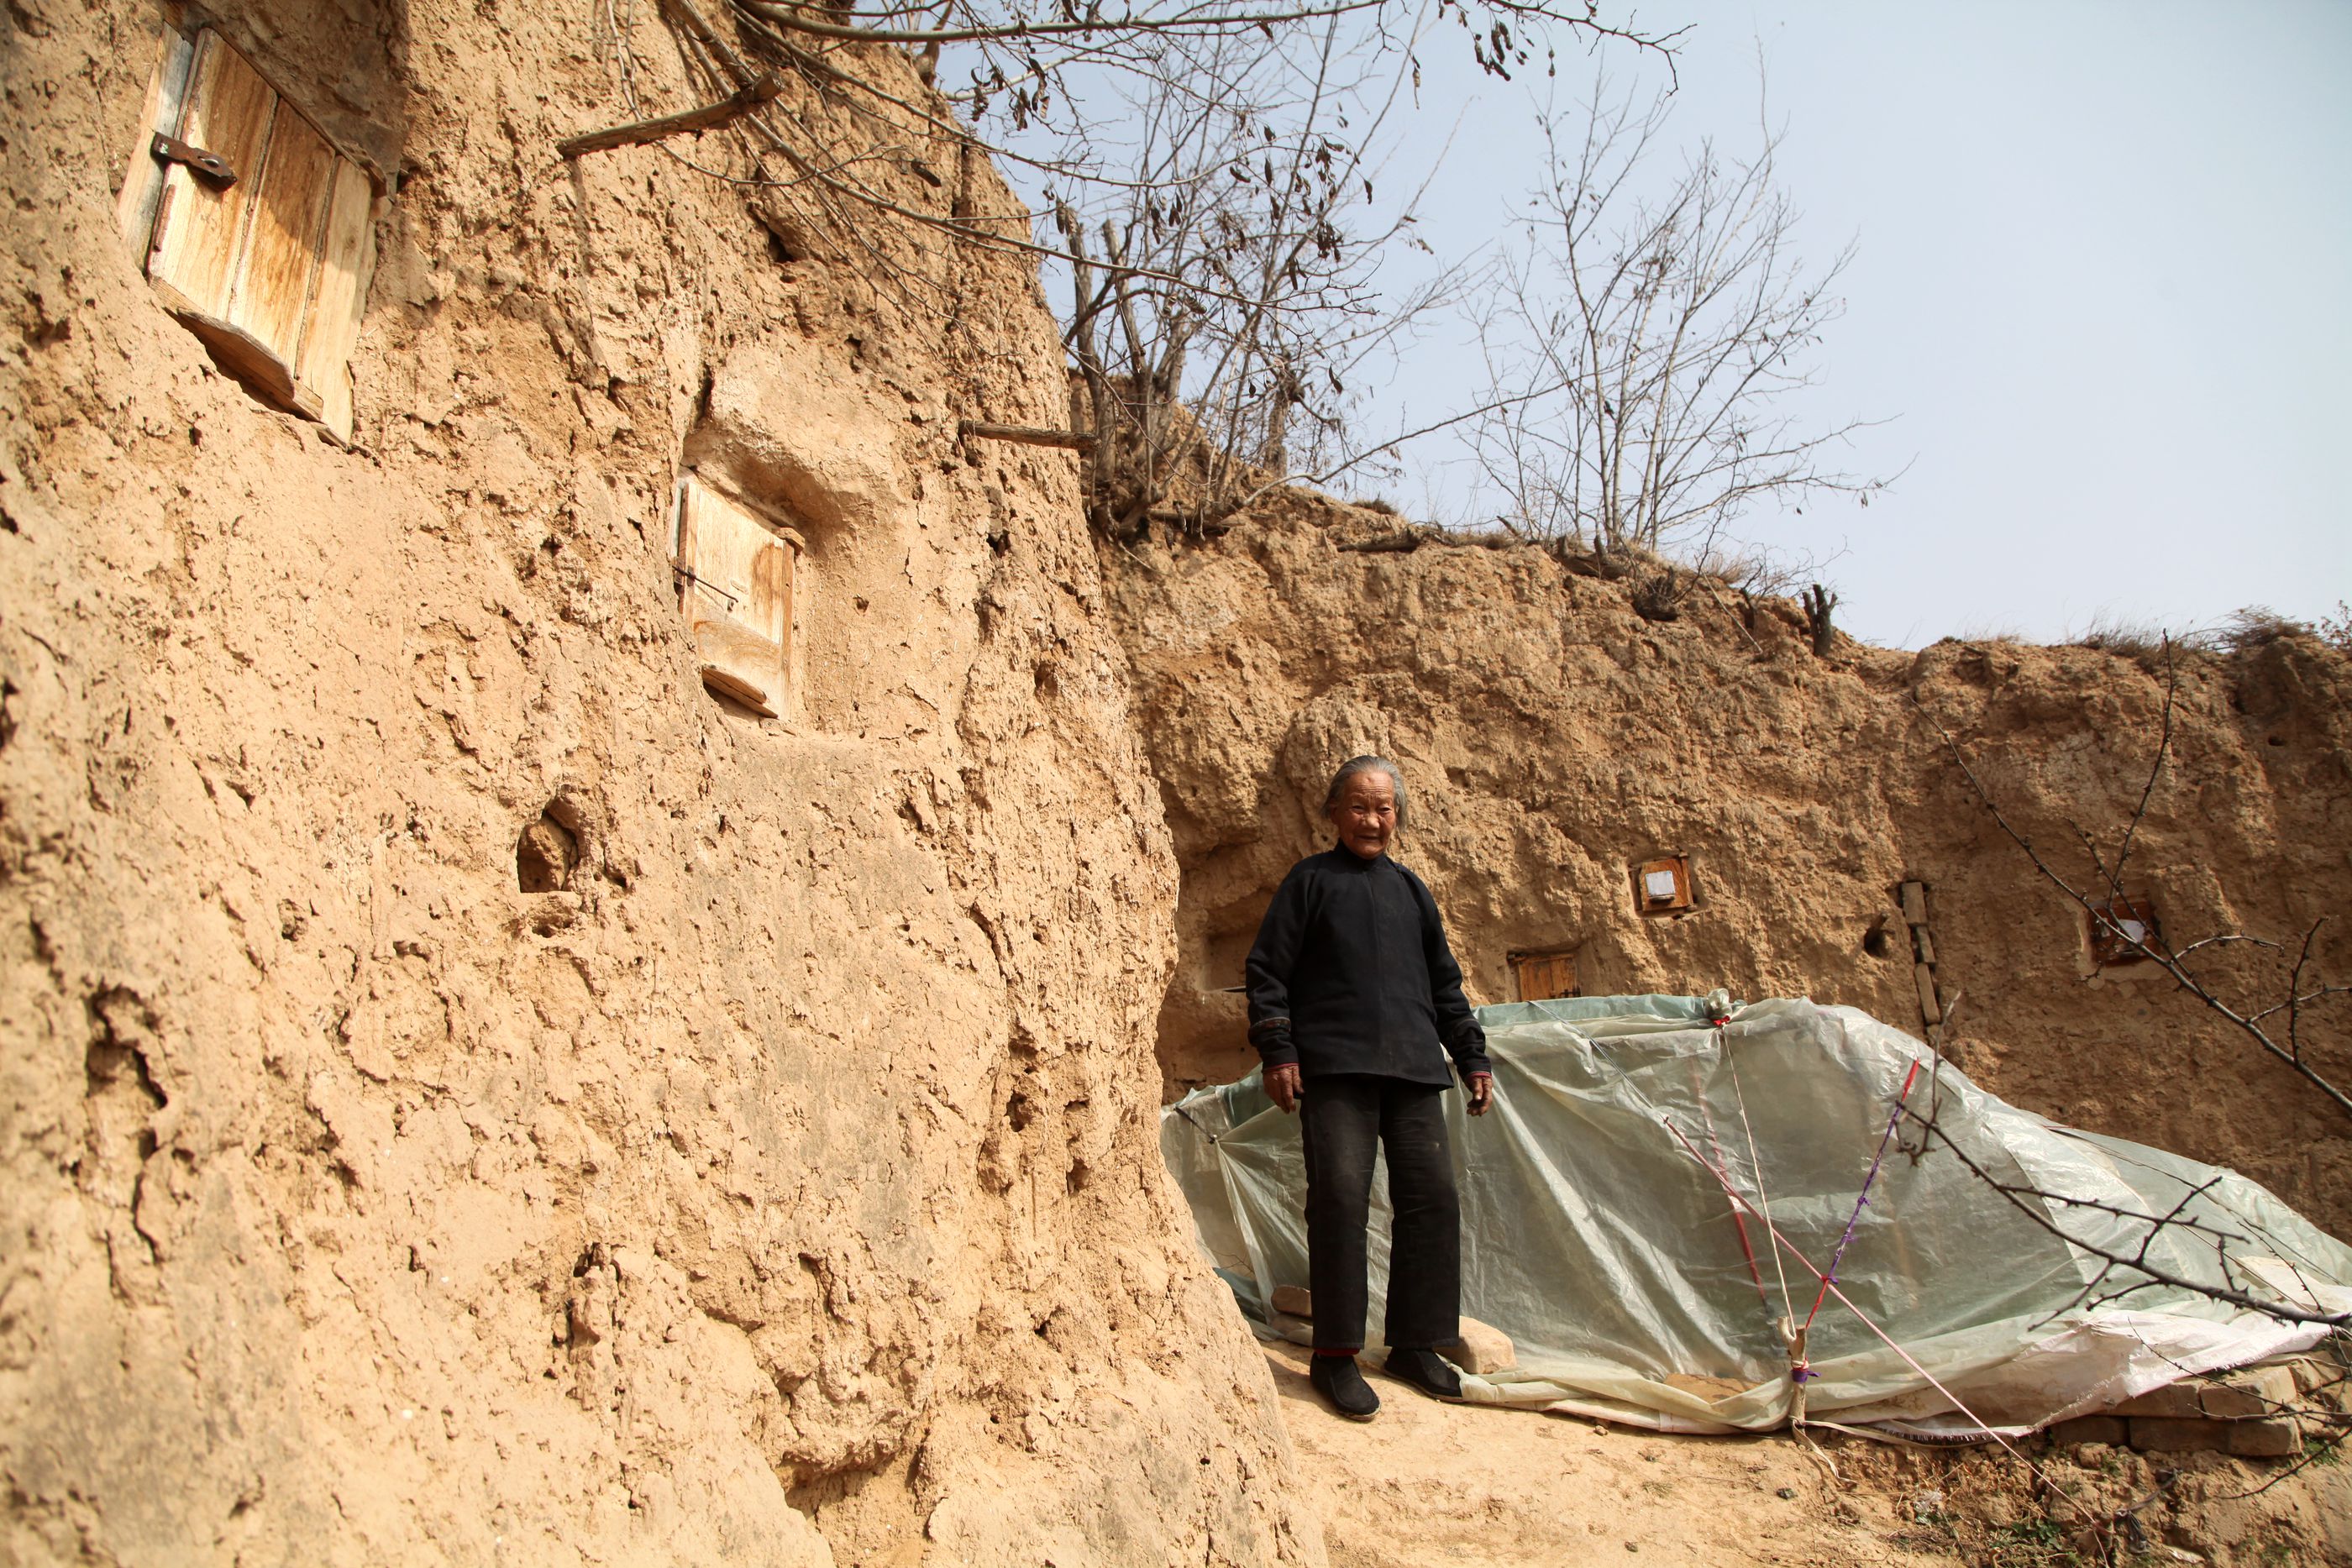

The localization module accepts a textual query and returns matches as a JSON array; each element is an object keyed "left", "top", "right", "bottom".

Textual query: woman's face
[{"left": 1327, "top": 771, "right": 1399, "bottom": 860}]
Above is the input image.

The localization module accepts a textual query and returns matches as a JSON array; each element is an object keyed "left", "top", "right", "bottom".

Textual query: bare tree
[
  {"left": 580, "top": 2, "right": 1677, "bottom": 536},
  {"left": 1461, "top": 77, "right": 1887, "bottom": 561},
  {"left": 1047, "top": 16, "right": 1471, "bottom": 537},
  {"left": 1798, "top": 581, "right": 1835, "bottom": 655},
  {"left": 1871, "top": 638, "right": 2352, "bottom": 1357}
]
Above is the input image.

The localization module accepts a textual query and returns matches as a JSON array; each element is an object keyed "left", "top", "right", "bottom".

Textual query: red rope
[
  {"left": 1663, "top": 1111, "right": 2108, "bottom": 1553},
  {"left": 1689, "top": 1047, "right": 1770, "bottom": 1305}
]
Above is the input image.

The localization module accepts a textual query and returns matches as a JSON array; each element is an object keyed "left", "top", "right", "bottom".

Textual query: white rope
[
  {"left": 1724, "top": 1036, "right": 1798, "bottom": 1330},
  {"left": 1667, "top": 1117, "right": 2114, "bottom": 1555},
  {"left": 1719, "top": 1025, "right": 1827, "bottom": 1473}
]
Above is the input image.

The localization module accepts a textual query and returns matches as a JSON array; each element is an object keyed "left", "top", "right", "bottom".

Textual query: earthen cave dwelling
[{"left": 4, "top": 4, "right": 2349, "bottom": 1565}]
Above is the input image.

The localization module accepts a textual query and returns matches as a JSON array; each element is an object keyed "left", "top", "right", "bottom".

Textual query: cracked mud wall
[
  {"left": 1107, "top": 494, "right": 2352, "bottom": 1235},
  {"left": 0, "top": 4, "right": 1315, "bottom": 1564}
]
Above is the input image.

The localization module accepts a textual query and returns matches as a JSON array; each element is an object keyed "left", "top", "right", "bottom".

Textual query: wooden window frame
[
  {"left": 115, "top": 24, "right": 380, "bottom": 443},
  {"left": 1631, "top": 854, "right": 1698, "bottom": 918}
]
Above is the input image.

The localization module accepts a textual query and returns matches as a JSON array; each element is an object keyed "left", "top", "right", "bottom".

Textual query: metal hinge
[{"left": 151, "top": 132, "right": 237, "bottom": 186}]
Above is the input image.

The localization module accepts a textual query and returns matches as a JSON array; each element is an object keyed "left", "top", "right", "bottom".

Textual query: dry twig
[
  {"left": 1898, "top": 1106, "right": 2349, "bottom": 1328},
  {"left": 1913, "top": 639, "right": 2352, "bottom": 1121}
]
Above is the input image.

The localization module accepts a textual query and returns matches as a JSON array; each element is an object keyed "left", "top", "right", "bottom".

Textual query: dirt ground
[{"left": 1259, "top": 1342, "right": 2352, "bottom": 1568}]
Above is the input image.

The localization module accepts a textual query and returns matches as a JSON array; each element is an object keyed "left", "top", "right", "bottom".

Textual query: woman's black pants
[{"left": 1299, "top": 1072, "right": 1460, "bottom": 1352}]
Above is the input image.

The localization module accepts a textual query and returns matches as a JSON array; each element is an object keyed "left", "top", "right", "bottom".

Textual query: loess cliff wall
[
  {"left": 6, "top": 1, "right": 2347, "bottom": 1561},
  {"left": 1106, "top": 491, "right": 2352, "bottom": 1235},
  {"left": 0, "top": 4, "right": 1315, "bottom": 1565}
]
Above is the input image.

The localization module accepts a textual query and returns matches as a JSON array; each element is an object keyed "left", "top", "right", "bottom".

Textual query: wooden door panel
[
  {"left": 115, "top": 27, "right": 197, "bottom": 253},
  {"left": 231, "top": 103, "right": 337, "bottom": 375},
  {"left": 1513, "top": 952, "right": 1577, "bottom": 1002},
  {"left": 294, "top": 159, "right": 377, "bottom": 440},
  {"left": 148, "top": 32, "right": 276, "bottom": 323},
  {"left": 678, "top": 478, "right": 795, "bottom": 716}
]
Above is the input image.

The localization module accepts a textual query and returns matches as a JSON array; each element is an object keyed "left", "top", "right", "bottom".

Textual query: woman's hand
[
  {"left": 1467, "top": 1072, "right": 1494, "bottom": 1117},
  {"left": 1265, "top": 1063, "right": 1302, "bottom": 1114}
]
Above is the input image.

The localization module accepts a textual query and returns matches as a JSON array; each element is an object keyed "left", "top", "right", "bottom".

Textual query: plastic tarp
[{"left": 1161, "top": 994, "right": 2352, "bottom": 1437}]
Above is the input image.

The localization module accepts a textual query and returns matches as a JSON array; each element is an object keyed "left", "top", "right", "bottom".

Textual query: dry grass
[
  {"left": 2063, "top": 604, "right": 2346, "bottom": 672},
  {"left": 2322, "top": 601, "right": 2352, "bottom": 655},
  {"left": 2216, "top": 605, "right": 2313, "bottom": 653},
  {"left": 2071, "top": 616, "right": 2172, "bottom": 661}
]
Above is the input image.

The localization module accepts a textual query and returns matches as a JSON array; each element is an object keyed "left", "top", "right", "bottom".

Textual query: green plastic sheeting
[{"left": 1161, "top": 994, "right": 2352, "bottom": 1437}]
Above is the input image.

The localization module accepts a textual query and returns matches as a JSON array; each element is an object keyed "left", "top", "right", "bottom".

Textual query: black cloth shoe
[
  {"left": 1309, "top": 1355, "right": 1381, "bottom": 1421},
  {"left": 1382, "top": 1347, "right": 1465, "bottom": 1402}
]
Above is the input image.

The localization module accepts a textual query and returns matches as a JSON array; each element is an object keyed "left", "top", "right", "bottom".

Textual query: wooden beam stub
[
  {"left": 559, "top": 72, "right": 784, "bottom": 160},
  {"left": 958, "top": 420, "right": 1095, "bottom": 452}
]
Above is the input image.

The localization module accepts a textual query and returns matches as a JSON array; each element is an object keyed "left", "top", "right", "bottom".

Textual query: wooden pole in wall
[
  {"left": 558, "top": 73, "right": 785, "bottom": 160},
  {"left": 958, "top": 420, "right": 1097, "bottom": 452}
]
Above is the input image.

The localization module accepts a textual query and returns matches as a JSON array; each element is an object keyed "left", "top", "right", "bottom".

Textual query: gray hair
[{"left": 1324, "top": 755, "right": 1408, "bottom": 827}]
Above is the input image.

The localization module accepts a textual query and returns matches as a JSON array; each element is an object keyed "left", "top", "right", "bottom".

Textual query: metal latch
[
  {"left": 151, "top": 133, "right": 238, "bottom": 186},
  {"left": 671, "top": 564, "right": 739, "bottom": 610}
]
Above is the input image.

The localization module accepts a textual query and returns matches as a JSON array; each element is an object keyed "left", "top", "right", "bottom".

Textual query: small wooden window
[
  {"left": 116, "top": 27, "right": 378, "bottom": 442},
  {"left": 1510, "top": 951, "right": 1579, "bottom": 1003},
  {"left": 674, "top": 475, "right": 801, "bottom": 718},
  {"left": 1631, "top": 855, "right": 1696, "bottom": 917},
  {"left": 2087, "top": 895, "right": 2161, "bottom": 968}
]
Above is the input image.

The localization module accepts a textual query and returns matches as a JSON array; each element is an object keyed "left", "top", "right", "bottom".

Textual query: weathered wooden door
[
  {"left": 119, "top": 27, "right": 377, "bottom": 441},
  {"left": 675, "top": 476, "right": 799, "bottom": 717},
  {"left": 1512, "top": 952, "right": 1578, "bottom": 1003}
]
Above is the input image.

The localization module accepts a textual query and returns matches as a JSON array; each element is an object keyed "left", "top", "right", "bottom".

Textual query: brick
[
  {"left": 2234, "top": 1365, "right": 2302, "bottom": 1411},
  {"left": 2117, "top": 1383, "right": 2242, "bottom": 1419},
  {"left": 1448, "top": 1316, "right": 1516, "bottom": 1375},
  {"left": 1914, "top": 963, "right": 1943, "bottom": 1025},
  {"left": 2129, "top": 1417, "right": 2232, "bottom": 1452},
  {"left": 2115, "top": 1369, "right": 2297, "bottom": 1421},
  {"left": 2112, "top": 1384, "right": 2197, "bottom": 1419},
  {"left": 2291, "top": 1357, "right": 2345, "bottom": 1397},
  {"left": 2049, "top": 1416, "right": 2126, "bottom": 1446},
  {"left": 1271, "top": 1284, "right": 1312, "bottom": 1319},
  {"left": 1913, "top": 926, "right": 1937, "bottom": 965},
  {"left": 1900, "top": 882, "right": 1929, "bottom": 926},
  {"left": 2228, "top": 1417, "right": 2302, "bottom": 1458}
]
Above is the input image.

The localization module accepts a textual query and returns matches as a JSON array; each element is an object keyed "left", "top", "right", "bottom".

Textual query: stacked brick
[
  {"left": 2047, "top": 1362, "right": 2336, "bottom": 1457},
  {"left": 1900, "top": 878, "right": 1946, "bottom": 1031}
]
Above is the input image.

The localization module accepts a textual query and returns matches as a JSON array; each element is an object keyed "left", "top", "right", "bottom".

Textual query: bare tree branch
[
  {"left": 1453, "top": 75, "right": 1889, "bottom": 564},
  {"left": 599, "top": 0, "right": 1678, "bottom": 539},
  {"left": 1901, "top": 1108, "right": 2349, "bottom": 1329},
  {"left": 1913, "top": 683, "right": 2352, "bottom": 1123},
  {"left": 559, "top": 70, "right": 786, "bottom": 158}
]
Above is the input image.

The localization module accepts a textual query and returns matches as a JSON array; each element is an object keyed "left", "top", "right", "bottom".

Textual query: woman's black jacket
[{"left": 1243, "top": 847, "right": 1490, "bottom": 1086}]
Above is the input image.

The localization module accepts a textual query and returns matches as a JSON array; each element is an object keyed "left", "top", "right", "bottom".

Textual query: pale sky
[{"left": 1360, "top": 1, "right": 2352, "bottom": 648}]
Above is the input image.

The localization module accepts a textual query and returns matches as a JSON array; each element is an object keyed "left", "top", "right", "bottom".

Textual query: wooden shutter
[
  {"left": 1511, "top": 952, "right": 1578, "bottom": 1003},
  {"left": 119, "top": 27, "right": 377, "bottom": 443},
  {"left": 675, "top": 476, "right": 799, "bottom": 718}
]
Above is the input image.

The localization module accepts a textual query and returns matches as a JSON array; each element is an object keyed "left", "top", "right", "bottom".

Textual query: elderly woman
[{"left": 1245, "top": 755, "right": 1494, "bottom": 1420}]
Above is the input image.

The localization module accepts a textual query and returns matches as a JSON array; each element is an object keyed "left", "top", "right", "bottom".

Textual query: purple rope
[{"left": 1803, "top": 1059, "right": 1923, "bottom": 1333}]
